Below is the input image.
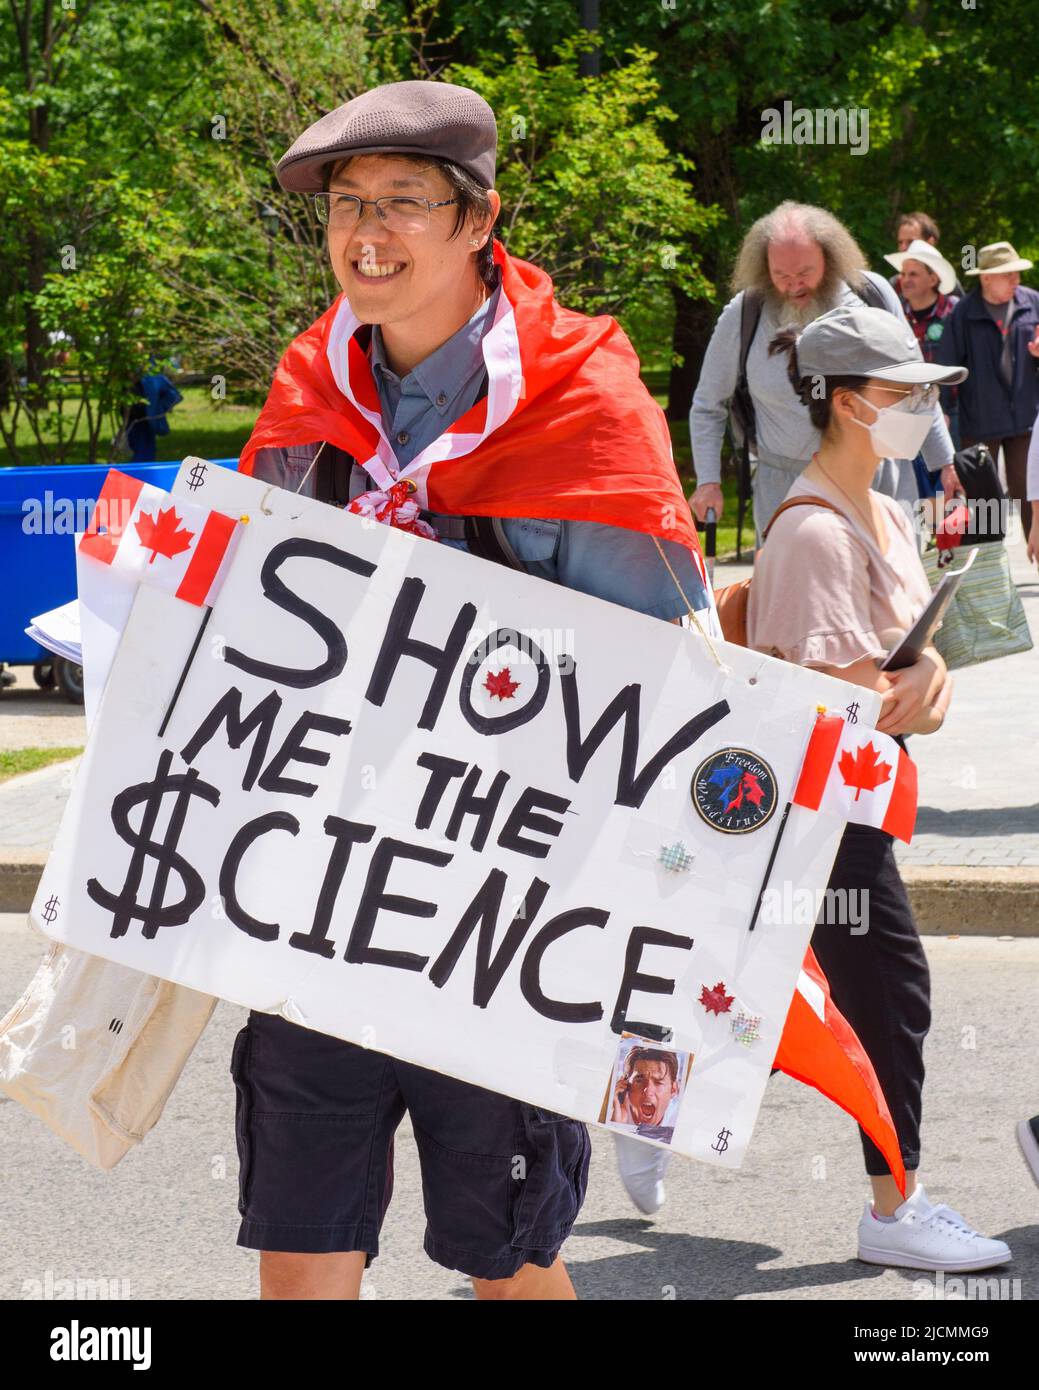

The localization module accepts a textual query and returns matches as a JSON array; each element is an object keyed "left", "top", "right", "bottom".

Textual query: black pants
[
  {"left": 962, "top": 432, "right": 1032, "bottom": 542},
  {"left": 810, "top": 823, "right": 931, "bottom": 1177}
]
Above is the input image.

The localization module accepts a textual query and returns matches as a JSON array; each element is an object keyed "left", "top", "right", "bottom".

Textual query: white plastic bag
[{"left": 0, "top": 939, "right": 216, "bottom": 1169}]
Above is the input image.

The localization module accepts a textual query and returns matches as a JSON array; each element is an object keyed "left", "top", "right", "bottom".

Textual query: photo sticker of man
[{"left": 601, "top": 1036, "right": 691, "bottom": 1146}]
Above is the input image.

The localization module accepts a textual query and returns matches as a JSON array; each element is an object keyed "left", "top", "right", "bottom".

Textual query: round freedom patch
[{"left": 691, "top": 748, "right": 778, "bottom": 834}]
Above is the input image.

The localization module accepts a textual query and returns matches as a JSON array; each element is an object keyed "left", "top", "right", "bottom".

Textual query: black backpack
[{"left": 728, "top": 276, "right": 890, "bottom": 558}]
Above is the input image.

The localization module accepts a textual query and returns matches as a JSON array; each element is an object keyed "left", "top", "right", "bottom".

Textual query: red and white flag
[
  {"left": 775, "top": 945, "right": 905, "bottom": 1193},
  {"left": 79, "top": 468, "right": 240, "bottom": 607},
  {"left": 792, "top": 710, "right": 917, "bottom": 843}
]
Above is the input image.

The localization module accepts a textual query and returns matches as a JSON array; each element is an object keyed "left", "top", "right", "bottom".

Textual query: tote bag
[{"left": 922, "top": 539, "right": 1032, "bottom": 669}]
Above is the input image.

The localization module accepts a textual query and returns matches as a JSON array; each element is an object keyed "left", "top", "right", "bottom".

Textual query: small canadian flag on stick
[
  {"left": 79, "top": 468, "right": 240, "bottom": 607},
  {"left": 792, "top": 710, "right": 918, "bottom": 843}
]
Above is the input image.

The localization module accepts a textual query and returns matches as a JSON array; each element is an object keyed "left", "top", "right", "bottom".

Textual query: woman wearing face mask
[{"left": 747, "top": 306, "right": 1012, "bottom": 1273}]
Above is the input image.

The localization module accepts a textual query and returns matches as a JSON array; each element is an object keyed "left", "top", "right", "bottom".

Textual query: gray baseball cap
[
  {"left": 796, "top": 304, "right": 967, "bottom": 384},
  {"left": 277, "top": 80, "right": 498, "bottom": 193}
]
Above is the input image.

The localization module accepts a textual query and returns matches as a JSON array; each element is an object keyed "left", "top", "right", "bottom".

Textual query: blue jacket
[{"left": 935, "top": 286, "right": 1039, "bottom": 440}]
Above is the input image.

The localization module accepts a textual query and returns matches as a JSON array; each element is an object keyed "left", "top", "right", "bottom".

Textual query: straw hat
[{"left": 964, "top": 241, "right": 1033, "bottom": 276}]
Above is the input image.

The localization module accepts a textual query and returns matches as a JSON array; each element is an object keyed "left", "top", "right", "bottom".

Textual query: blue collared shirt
[{"left": 366, "top": 270, "right": 708, "bottom": 622}]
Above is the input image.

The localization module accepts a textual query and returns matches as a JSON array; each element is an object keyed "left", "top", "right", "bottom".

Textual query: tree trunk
[
  {"left": 666, "top": 263, "right": 721, "bottom": 425},
  {"left": 666, "top": 128, "right": 739, "bottom": 424}
]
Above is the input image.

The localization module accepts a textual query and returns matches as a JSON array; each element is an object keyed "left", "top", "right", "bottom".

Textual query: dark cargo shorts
[{"left": 230, "top": 1011, "right": 591, "bottom": 1281}]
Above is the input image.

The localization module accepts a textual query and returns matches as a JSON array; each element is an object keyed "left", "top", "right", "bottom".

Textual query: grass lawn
[
  {"left": 0, "top": 387, "right": 259, "bottom": 469},
  {"left": 0, "top": 747, "right": 84, "bottom": 784}
]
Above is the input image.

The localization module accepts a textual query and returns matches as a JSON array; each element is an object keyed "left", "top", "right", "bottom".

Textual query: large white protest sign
[{"left": 31, "top": 460, "right": 879, "bottom": 1167}]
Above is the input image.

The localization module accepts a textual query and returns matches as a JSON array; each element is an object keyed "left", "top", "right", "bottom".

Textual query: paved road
[
  {"left": 0, "top": 665, "right": 85, "bottom": 752},
  {"left": 2, "top": 918, "right": 1035, "bottom": 1301}
]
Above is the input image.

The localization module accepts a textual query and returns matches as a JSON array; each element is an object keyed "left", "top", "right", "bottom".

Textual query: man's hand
[
  {"left": 611, "top": 1078, "right": 636, "bottom": 1126},
  {"left": 1028, "top": 506, "right": 1039, "bottom": 565},
  {"left": 1026, "top": 326, "right": 1039, "bottom": 359},
  {"left": 939, "top": 464, "right": 960, "bottom": 500},
  {"left": 691, "top": 482, "right": 724, "bottom": 523}
]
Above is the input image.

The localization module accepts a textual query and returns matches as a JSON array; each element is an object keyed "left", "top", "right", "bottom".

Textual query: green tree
[
  {"left": 0, "top": 0, "right": 209, "bottom": 462},
  {"left": 447, "top": 35, "right": 718, "bottom": 319}
]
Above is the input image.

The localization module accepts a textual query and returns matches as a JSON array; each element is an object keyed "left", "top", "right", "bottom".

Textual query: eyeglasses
[
  {"left": 311, "top": 193, "right": 459, "bottom": 233},
  {"left": 869, "top": 382, "right": 940, "bottom": 409}
]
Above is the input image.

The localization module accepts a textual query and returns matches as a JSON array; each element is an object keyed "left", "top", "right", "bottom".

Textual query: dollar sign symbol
[
  {"left": 711, "top": 1127, "right": 731, "bottom": 1153},
  {"left": 845, "top": 701, "right": 860, "bottom": 724},
  {"left": 187, "top": 461, "right": 208, "bottom": 492},
  {"left": 42, "top": 894, "right": 60, "bottom": 924},
  {"left": 87, "top": 748, "right": 220, "bottom": 940}
]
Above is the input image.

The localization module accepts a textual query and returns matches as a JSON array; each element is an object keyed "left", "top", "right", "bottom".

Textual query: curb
[
  {"left": 0, "top": 855, "right": 1036, "bottom": 934},
  {"left": 900, "top": 866, "right": 1039, "bottom": 936},
  {"left": 0, "top": 853, "right": 50, "bottom": 912}
]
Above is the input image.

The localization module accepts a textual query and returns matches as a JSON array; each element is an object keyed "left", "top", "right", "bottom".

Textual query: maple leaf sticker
[
  {"left": 135, "top": 506, "right": 194, "bottom": 564},
  {"left": 839, "top": 740, "right": 892, "bottom": 801},
  {"left": 699, "top": 981, "right": 734, "bottom": 1016},
  {"left": 484, "top": 667, "right": 520, "bottom": 701}
]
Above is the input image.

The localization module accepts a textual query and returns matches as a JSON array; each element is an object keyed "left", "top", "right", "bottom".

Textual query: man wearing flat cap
[{"left": 233, "top": 79, "right": 716, "bottom": 1301}]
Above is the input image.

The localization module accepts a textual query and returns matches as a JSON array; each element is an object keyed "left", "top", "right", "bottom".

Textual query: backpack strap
[
  {"left": 462, "top": 515, "right": 524, "bottom": 569},
  {"left": 737, "top": 289, "right": 763, "bottom": 408},
  {"left": 731, "top": 290, "right": 764, "bottom": 559},
  {"left": 854, "top": 274, "right": 889, "bottom": 311},
  {"left": 761, "top": 493, "right": 845, "bottom": 542},
  {"left": 313, "top": 442, "right": 355, "bottom": 506}
]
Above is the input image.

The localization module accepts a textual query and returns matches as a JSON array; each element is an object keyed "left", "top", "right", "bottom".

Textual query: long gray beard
[{"left": 767, "top": 286, "right": 839, "bottom": 329}]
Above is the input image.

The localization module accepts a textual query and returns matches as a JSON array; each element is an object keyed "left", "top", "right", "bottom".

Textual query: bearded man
[{"left": 688, "top": 201, "right": 955, "bottom": 540}]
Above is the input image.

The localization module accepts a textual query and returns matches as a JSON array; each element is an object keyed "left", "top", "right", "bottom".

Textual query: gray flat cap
[
  {"left": 277, "top": 80, "right": 498, "bottom": 193},
  {"left": 797, "top": 305, "right": 967, "bottom": 385}
]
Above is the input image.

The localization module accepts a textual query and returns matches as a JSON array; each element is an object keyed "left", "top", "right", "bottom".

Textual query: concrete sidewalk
[{"left": 0, "top": 537, "right": 1034, "bottom": 931}]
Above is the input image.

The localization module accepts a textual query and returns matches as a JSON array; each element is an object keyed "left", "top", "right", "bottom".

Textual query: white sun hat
[{"left": 884, "top": 238, "right": 958, "bottom": 294}]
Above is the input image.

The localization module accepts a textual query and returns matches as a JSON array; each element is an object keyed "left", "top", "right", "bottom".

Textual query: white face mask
[{"left": 849, "top": 392, "right": 933, "bottom": 459}]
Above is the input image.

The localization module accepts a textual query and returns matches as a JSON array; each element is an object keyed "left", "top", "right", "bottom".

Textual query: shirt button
[
  {"left": 396, "top": 430, "right": 410, "bottom": 445},
  {"left": 436, "top": 391, "right": 448, "bottom": 407}
]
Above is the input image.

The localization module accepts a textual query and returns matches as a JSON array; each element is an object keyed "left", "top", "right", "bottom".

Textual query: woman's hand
[{"left": 876, "top": 650, "right": 946, "bottom": 736}]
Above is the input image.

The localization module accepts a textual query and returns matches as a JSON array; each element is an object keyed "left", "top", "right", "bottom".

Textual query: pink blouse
[{"left": 746, "top": 472, "right": 934, "bottom": 669}]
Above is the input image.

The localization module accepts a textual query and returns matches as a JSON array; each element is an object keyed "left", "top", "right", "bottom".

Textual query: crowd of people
[
  {"left": 225, "top": 79, "right": 1035, "bottom": 1299},
  {"left": 689, "top": 203, "right": 1039, "bottom": 550}
]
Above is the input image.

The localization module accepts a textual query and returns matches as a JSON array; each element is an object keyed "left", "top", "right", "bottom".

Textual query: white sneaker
[
  {"left": 613, "top": 1133, "right": 671, "bottom": 1215},
  {"left": 857, "top": 1184, "right": 1012, "bottom": 1272},
  {"left": 1017, "top": 1116, "right": 1039, "bottom": 1188}
]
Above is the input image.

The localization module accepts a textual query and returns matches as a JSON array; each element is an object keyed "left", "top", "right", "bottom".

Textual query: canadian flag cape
[{"left": 236, "top": 239, "right": 903, "bottom": 1187}]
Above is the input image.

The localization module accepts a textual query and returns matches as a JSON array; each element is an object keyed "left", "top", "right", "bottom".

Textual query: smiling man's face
[
  {"left": 325, "top": 153, "right": 494, "bottom": 328},
  {"left": 626, "top": 1059, "right": 678, "bottom": 1126}
]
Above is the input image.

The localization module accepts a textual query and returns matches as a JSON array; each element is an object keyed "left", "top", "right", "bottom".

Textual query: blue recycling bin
[{"left": 0, "top": 458, "right": 241, "bottom": 674}]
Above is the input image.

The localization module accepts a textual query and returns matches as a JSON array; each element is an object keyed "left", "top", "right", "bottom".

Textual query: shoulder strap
[
  {"left": 738, "top": 289, "right": 764, "bottom": 388},
  {"left": 314, "top": 442, "right": 356, "bottom": 506},
  {"left": 762, "top": 493, "right": 845, "bottom": 541},
  {"left": 854, "top": 274, "right": 888, "bottom": 312},
  {"left": 462, "top": 515, "right": 524, "bottom": 569}
]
